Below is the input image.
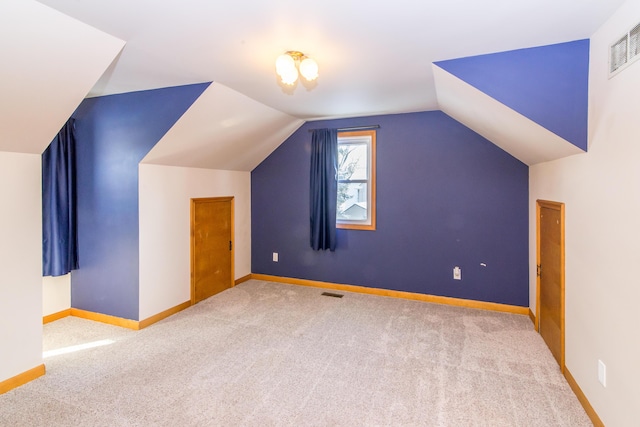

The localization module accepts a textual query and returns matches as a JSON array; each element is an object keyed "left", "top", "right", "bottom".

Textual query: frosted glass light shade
[
  {"left": 275, "top": 52, "right": 318, "bottom": 85},
  {"left": 279, "top": 66, "right": 298, "bottom": 85},
  {"left": 276, "top": 54, "right": 297, "bottom": 84},
  {"left": 299, "top": 57, "right": 319, "bottom": 81}
]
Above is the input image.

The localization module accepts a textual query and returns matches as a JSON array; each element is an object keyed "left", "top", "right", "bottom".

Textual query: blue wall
[
  {"left": 71, "top": 83, "right": 209, "bottom": 320},
  {"left": 252, "top": 111, "right": 529, "bottom": 306},
  {"left": 435, "top": 40, "right": 589, "bottom": 151}
]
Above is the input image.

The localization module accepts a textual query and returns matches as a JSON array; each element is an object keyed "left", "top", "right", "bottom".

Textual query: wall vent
[{"left": 609, "top": 22, "right": 640, "bottom": 77}]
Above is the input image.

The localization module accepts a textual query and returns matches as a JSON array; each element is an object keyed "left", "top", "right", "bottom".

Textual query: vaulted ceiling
[{"left": 0, "top": 0, "right": 628, "bottom": 169}]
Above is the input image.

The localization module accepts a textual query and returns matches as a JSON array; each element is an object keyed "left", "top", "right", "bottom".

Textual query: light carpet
[{"left": 0, "top": 280, "right": 591, "bottom": 426}]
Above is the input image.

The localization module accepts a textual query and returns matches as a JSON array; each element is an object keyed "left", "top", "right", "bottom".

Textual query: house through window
[{"left": 337, "top": 130, "right": 376, "bottom": 230}]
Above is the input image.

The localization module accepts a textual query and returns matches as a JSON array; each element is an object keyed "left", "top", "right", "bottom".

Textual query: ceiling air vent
[{"left": 609, "top": 22, "right": 640, "bottom": 77}]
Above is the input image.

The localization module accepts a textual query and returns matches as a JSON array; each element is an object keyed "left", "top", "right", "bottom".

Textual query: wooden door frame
[
  {"left": 190, "top": 196, "right": 235, "bottom": 305},
  {"left": 536, "top": 199, "right": 565, "bottom": 372}
]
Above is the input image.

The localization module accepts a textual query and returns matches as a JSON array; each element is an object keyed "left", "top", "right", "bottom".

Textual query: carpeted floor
[{"left": 0, "top": 280, "right": 591, "bottom": 426}]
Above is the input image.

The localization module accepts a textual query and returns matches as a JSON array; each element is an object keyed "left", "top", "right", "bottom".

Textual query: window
[{"left": 336, "top": 130, "right": 376, "bottom": 230}]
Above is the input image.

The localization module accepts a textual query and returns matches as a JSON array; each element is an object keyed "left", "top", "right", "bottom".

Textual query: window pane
[
  {"left": 338, "top": 143, "right": 368, "bottom": 181},
  {"left": 336, "top": 129, "right": 376, "bottom": 230},
  {"left": 337, "top": 183, "right": 368, "bottom": 221}
]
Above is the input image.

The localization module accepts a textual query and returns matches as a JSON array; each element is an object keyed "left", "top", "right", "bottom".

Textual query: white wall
[
  {"left": 138, "top": 164, "right": 251, "bottom": 320},
  {"left": 529, "top": 1, "right": 640, "bottom": 424},
  {"left": 43, "top": 274, "right": 70, "bottom": 317},
  {"left": 0, "top": 152, "right": 43, "bottom": 382}
]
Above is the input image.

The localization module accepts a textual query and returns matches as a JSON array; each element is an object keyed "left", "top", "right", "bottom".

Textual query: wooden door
[
  {"left": 191, "top": 197, "right": 234, "bottom": 304},
  {"left": 536, "top": 200, "right": 565, "bottom": 370}
]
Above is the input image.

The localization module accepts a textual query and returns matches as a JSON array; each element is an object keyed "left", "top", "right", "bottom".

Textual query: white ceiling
[
  {"left": 36, "top": 0, "right": 625, "bottom": 121},
  {"left": 142, "top": 83, "right": 304, "bottom": 171},
  {"left": 0, "top": 0, "right": 124, "bottom": 154},
  {"left": 1, "top": 1, "right": 627, "bottom": 171}
]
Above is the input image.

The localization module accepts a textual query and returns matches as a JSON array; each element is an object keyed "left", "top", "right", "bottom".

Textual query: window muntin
[{"left": 336, "top": 130, "right": 376, "bottom": 230}]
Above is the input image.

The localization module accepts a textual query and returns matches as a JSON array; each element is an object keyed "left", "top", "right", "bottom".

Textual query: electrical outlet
[
  {"left": 453, "top": 266, "right": 461, "bottom": 280},
  {"left": 272, "top": 252, "right": 279, "bottom": 262},
  {"left": 598, "top": 360, "right": 606, "bottom": 387}
]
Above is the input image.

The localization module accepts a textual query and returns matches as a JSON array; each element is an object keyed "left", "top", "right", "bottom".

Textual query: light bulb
[
  {"left": 280, "top": 66, "right": 299, "bottom": 85},
  {"left": 299, "top": 57, "right": 319, "bottom": 81},
  {"left": 275, "top": 54, "right": 295, "bottom": 78}
]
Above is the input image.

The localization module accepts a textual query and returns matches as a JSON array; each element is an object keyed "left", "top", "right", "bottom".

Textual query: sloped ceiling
[
  {"left": 142, "top": 83, "right": 304, "bottom": 171},
  {"left": 3, "top": 1, "right": 627, "bottom": 167},
  {"left": 433, "top": 40, "right": 591, "bottom": 165},
  {"left": 0, "top": 0, "right": 124, "bottom": 154},
  {"left": 433, "top": 65, "right": 584, "bottom": 166},
  {"left": 37, "top": 0, "right": 624, "bottom": 120}
]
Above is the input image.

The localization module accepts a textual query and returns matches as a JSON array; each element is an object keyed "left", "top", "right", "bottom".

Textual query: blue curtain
[
  {"left": 42, "top": 119, "right": 79, "bottom": 276},
  {"left": 310, "top": 128, "right": 338, "bottom": 251}
]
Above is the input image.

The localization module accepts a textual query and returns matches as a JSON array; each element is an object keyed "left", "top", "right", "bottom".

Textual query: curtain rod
[{"left": 307, "top": 125, "right": 380, "bottom": 133}]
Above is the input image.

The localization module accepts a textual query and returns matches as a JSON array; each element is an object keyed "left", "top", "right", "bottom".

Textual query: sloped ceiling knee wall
[
  {"left": 433, "top": 40, "right": 590, "bottom": 165},
  {"left": 0, "top": 0, "right": 125, "bottom": 154}
]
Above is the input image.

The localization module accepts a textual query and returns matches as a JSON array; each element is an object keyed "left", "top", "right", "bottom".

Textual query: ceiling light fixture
[{"left": 275, "top": 51, "right": 318, "bottom": 85}]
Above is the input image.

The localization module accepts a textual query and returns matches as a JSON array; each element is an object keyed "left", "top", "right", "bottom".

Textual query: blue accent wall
[
  {"left": 252, "top": 111, "right": 529, "bottom": 306},
  {"left": 435, "top": 40, "right": 589, "bottom": 151},
  {"left": 71, "top": 83, "right": 209, "bottom": 320}
]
